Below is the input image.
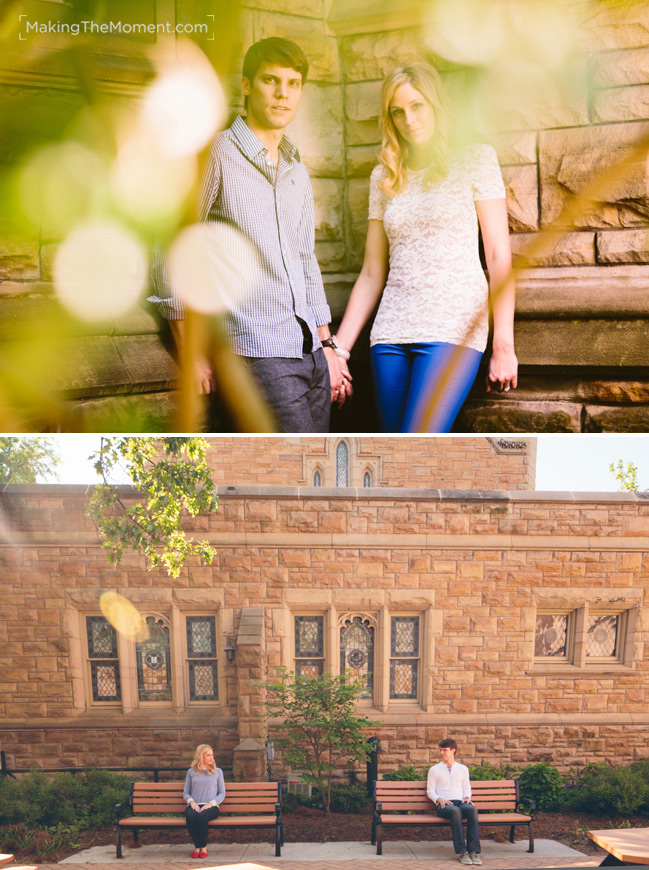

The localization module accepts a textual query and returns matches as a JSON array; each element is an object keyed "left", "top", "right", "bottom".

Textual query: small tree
[
  {"left": 261, "top": 669, "right": 379, "bottom": 813},
  {"left": 0, "top": 436, "right": 60, "bottom": 488}
]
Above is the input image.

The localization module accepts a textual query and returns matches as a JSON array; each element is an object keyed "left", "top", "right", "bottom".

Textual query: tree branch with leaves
[
  {"left": 0, "top": 437, "right": 60, "bottom": 489},
  {"left": 609, "top": 460, "right": 646, "bottom": 493},
  {"left": 86, "top": 437, "right": 218, "bottom": 578}
]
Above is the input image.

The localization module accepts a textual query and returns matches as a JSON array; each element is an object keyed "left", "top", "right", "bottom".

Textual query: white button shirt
[{"left": 427, "top": 761, "right": 472, "bottom": 803}]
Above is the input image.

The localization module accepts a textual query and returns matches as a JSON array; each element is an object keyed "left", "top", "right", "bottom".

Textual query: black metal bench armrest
[{"left": 275, "top": 802, "right": 282, "bottom": 819}]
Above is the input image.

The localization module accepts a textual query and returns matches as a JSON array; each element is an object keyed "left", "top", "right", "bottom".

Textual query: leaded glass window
[
  {"left": 363, "top": 471, "right": 371, "bottom": 487},
  {"left": 313, "top": 470, "right": 321, "bottom": 487},
  {"left": 136, "top": 616, "right": 172, "bottom": 702},
  {"left": 390, "top": 616, "right": 419, "bottom": 700},
  {"left": 586, "top": 614, "right": 619, "bottom": 658},
  {"left": 535, "top": 614, "right": 569, "bottom": 657},
  {"left": 86, "top": 616, "right": 121, "bottom": 702},
  {"left": 295, "top": 616, "right": 324, "bottom": 677},
  {"left": 340, "top": 617, "right": 374, "bottom": 698},
  {"left": 186, "top": 616, "right": 218, "bottom": 701},
  {"left": 336, "top": 441, "right": 349, "bottom": 487}
]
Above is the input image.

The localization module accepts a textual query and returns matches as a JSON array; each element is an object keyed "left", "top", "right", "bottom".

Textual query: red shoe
[
  {"left": 192, "top": 850, "right": 200, "bottom": 858},
  {"left": 199, "top": 850, "right": 208, "bottom": 858}
]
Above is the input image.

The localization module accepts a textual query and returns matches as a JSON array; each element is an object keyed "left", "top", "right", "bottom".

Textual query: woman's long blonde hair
[
  {"left": 191, "top": 744, "right": 216, "bottom": 774},
  {"left": 378, "top": 62, "right": 450, "bottom": 197}
]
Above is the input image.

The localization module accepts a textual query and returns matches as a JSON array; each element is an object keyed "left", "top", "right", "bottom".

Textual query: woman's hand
[
  {"left": 486, "top": 345, "right": 518, "bottom": 393},
  {"left": 190, "top": 801, "right": 200, "bottom": 812}
]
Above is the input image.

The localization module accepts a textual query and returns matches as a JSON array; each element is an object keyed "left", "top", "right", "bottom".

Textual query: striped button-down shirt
[{"left": 150, "top": 115, "right": 331, "bottom": 358}]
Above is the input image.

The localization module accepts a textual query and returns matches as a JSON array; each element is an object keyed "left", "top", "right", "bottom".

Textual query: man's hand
[
  {"left": 323, "top": 348, "right": 348, "bottom": 408},
  {"left": 462, "top": 798, "right": 474, "bottom": 805},
  {"left": 437, "top": 798, "right": 450, "bottom": 809},
  {"left": 195, "top": 355, "right": 216, "bottom": 394}
]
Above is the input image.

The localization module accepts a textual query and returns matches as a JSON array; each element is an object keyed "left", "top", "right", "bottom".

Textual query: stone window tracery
[
  {"left": 534, "top": 603, "right": 635, "bottom": 669},
  {"left": 336, "top": 441, "right": 349, "bottom": 487},
  {"left": 136, "top": 616, "right": 172, "bottom": 702}
]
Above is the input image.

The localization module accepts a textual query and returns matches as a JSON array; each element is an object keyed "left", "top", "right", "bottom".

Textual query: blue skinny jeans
[{"left": 370, "top": 342, "right": 482, "bottom": 433}]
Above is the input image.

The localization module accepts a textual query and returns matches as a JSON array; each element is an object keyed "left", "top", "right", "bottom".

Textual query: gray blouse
[{"left": 183, "top": 768, "right": 226, "bottom": 806}]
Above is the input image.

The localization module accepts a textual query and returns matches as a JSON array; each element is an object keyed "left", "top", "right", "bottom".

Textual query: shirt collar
[{"left": 231, "top": 115, "right": 300, "bottom": 163}]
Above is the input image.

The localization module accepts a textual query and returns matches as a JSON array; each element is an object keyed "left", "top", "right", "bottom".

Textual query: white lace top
[{"left": 368, "top": 144, "right": 506, "bottom": 352}]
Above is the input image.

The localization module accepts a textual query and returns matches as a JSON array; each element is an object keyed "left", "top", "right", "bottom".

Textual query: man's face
[
  {"left": 242, "top": 62, "right": 303, "bottom": 131},
  {"left": 440, "top": 745, "right": 456, "bottom": 765}
]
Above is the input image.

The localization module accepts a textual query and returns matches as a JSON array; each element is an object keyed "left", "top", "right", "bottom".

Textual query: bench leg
[
  {"left": 116, "top": 826, "right": 122, "bottom": 859},
  {"left": 510, "top": 825, "right": 515, "bottom": 844},
  {"left": 275, "top": 824, "right": 281, "bottom": 857},
  {"left": 132, "top": 828, "right": 139, "bottom": 847},
  {"left": 376, "top": 823, "right": 383, "bottom": 856},
  {"left": 528, "top": 823, "right": 534, "bottom": 853},
  {"left": 371, "top": 816, "right": 376, "bottom": 845}
]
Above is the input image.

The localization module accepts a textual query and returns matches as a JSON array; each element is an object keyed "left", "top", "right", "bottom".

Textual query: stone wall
[
  {"left": 204, "top": 435, "right": 536, "bottom": 490},
  {"left": 1, "top": 481, "right": 648, "bottom": 775}
]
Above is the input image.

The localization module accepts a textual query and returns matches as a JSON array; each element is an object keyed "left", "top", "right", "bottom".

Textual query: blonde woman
[
  {"left": 335, "top": 62, "right": 517, "bottom": 432},
  {"left": 183, "top": 744, "right": 226, "bottom": 858}
]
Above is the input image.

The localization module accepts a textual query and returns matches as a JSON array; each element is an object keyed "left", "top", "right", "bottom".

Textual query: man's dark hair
[
  {"left": 439, "top": 738, "right": 457, "bottom": 753},
  {"left": 242, "top": 37, "right": 309, "bottom": 110}
]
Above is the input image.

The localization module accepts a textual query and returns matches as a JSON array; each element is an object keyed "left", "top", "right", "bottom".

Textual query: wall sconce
[
  {"left": 224, "top": 637, "right": 236, "bottom": 664},
  {"left": 266, "top": 741, "right": 275, "bottom": 761}
]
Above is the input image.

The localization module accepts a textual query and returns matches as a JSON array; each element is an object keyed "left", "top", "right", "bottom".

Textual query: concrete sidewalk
[{"left": 5, "top": 838, "right": 602, "bottom": 870}]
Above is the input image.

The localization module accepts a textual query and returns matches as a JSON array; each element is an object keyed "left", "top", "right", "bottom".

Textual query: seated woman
[
  {"left": 335, "top": 62, "right": 517, "bottom": 432},
  {"left": 183, "top": 744, "right": 226, "bottom": 858}
]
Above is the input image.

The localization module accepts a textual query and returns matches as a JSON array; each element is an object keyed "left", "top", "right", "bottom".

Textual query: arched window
[
  {"left": 336, "top": 441, "right": 349, "bottom": 487},
  {"left": 363, "top": 471, "right": 371, "bottom": 487},
  {"left": 313, "top": 470, "right": 321, "bottom": 487},
  {"left": 136, "top": 616, "right": 172, "bottom": 702},
  {"left": 340, "top": 616, "right": 374, "bottom": 698}
]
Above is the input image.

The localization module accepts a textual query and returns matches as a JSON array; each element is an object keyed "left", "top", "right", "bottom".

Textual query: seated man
[{"left": 427, "top": 738, "right": 482, "bottom": 865}]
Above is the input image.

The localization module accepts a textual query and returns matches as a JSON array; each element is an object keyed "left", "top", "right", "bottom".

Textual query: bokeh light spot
[
  {"left": 53, "top": 220, "right": 148, "bottom": 321},
  {"left": 167, "top": 223, "right": 261, "bottom": 315},
  {"left": 100, "top": 592, "right": 147, "bottom": 642}
]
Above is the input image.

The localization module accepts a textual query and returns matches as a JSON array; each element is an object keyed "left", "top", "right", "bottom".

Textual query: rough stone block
[
  {"left": 456, "top": 400, "right": 582, "bottom": 433},
  {"left": 502, "top": 165, "right": 539, "bottom": 232},
  {"left": 539, "top": 122, "right": 649, "bottom": 228},
  {"left": 316, "top": 240, "right": 346, "bottom": 272},
  {"left": 345, "top": 177, "right": 371, "bottom": 270},
  {"left": 593, "top": 84, "right": 649, "bottom": 122},
  {"left": 253, "top": 13, "right": 340, "bottom": 82},
  {"left": 0, "top": 232, "right": 40, "bottom": 281},
  {"left": 311, "top": 178, "right": 344, "bottom": 241},
  {"left": 597, "top": 229, "right": 649, "bottom": 263},
  {"left": 577, "top": 380, "right": 649, "bottom": 404},
  {"left": 490, "top": 132, "right": 537, "bottom": 165},
  {"left": 339, "top": 29, "right": 430, "bottom": 82},
  {"left": 287, "top": 84, "right": 344, "bottom": 176},
  {"left": 245, "top": 0, "right": 324, "bottom": 17},
  {"left": 476, "top": 59, "right": 589, "bottom": 133},
  {"left": 593, "top": 47, "right": 649, "bottom": 88},
  {"left": 585, "top": 404, "right": 649, "bottom": 432},
  {"left": 346, "top": 144, "right": 380, "bottom": 177},
  {"left": 577, "top": 3, "right": 649, "bottom": 51},
  {"left": 511, "top": 231, "right": 595, "bottom": 266},
  {"left": 515, "top": 318, "right": 649, "bottom": 366},
  {"left": 345, "top": 80, "right": 382, "bottom": 123}
]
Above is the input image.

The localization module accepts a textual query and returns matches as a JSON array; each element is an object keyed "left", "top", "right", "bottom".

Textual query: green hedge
[
  {"left": 0, "top": 769, "right": 131, "bottom": 830},
  {"left": 563, "top": 762, "right": 649, "bottom": 816}
]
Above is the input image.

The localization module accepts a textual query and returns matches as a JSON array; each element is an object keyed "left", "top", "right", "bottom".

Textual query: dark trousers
[
  {"left": 435, "top": 800, "right": 480, "bottom": 855},
  {"left": 244, "top": 349, "right": 331, "bottom": 433},
  {"left": 185, "top": 805, "right": 220, "bottom": 848}
]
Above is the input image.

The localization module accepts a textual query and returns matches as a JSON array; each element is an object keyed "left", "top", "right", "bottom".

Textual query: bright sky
[{"left": 37, "top": 434, "right": 649, "bottom": 492}]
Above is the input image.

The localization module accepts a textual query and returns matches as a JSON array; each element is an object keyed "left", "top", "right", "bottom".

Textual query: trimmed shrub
[
  {"left": 329, "top": 786, "right": 371, "bottom": 813},
  {"left": 517, "top": 762, "right": 563, "bottom": 812},
  {"left": 564, "top": 762, "right": 649, "bottom": 816},
  {"left": 469, "top": 763, "right": 522, "bottom": 781},
  {"left": 382, "top": 765, "right": 427, "bottom": 781}
]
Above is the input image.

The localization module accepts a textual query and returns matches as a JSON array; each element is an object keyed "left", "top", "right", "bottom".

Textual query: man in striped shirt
[{"left": 153, "top": 37, "right": 350, "bottom": 432}]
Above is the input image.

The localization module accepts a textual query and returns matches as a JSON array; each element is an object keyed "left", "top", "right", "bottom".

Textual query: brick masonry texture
[{"left": 1, "top": 439, "right": 648, "bottom": 776}]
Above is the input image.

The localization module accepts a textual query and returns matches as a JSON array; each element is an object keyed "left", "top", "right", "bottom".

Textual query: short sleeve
[
  {"left": 368, "top": 165, "right": 388, "bottom": 220},
  {"left": 467, "top": 144, "right": 506, "bottom": 201}
]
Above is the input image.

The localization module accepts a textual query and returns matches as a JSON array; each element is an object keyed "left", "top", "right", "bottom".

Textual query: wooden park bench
[
  {"left": 116, "top": 781, "right": 283, "bottom": 858},
  {"left": 372, "top": 779, "right": 535, "bottom": 855}
]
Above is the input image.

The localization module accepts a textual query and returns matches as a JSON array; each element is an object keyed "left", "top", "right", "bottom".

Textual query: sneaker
[
  {"left": 460, "top": 853, "right": 473, "bottom": 864},
  {"left": 470, "top": 853, "right": 483, "bottom": 865}
]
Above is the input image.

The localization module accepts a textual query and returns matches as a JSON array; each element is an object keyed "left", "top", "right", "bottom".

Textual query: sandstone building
[
  {"left": 1, "top": 3, "right": 649, "bottom": 431},
  {"left": 1, "top": 436, "right": 648, "bottom": 780}
]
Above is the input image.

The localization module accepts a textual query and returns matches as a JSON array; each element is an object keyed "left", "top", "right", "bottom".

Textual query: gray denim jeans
[
  {"left": 436, "top": 800, "right": 480, "bottom": 855},
  {"left": 243, "top": 348, "right": 331, "bottom": 433}
]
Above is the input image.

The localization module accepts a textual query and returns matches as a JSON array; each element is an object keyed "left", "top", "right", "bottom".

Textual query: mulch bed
[{"left": 4, "top": 808, "right": 644, "bottom": 863}]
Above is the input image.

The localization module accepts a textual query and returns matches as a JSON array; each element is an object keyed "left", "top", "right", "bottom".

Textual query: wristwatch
[{"left": 321, "top": 335, "right": 351, "bottom": 361}]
